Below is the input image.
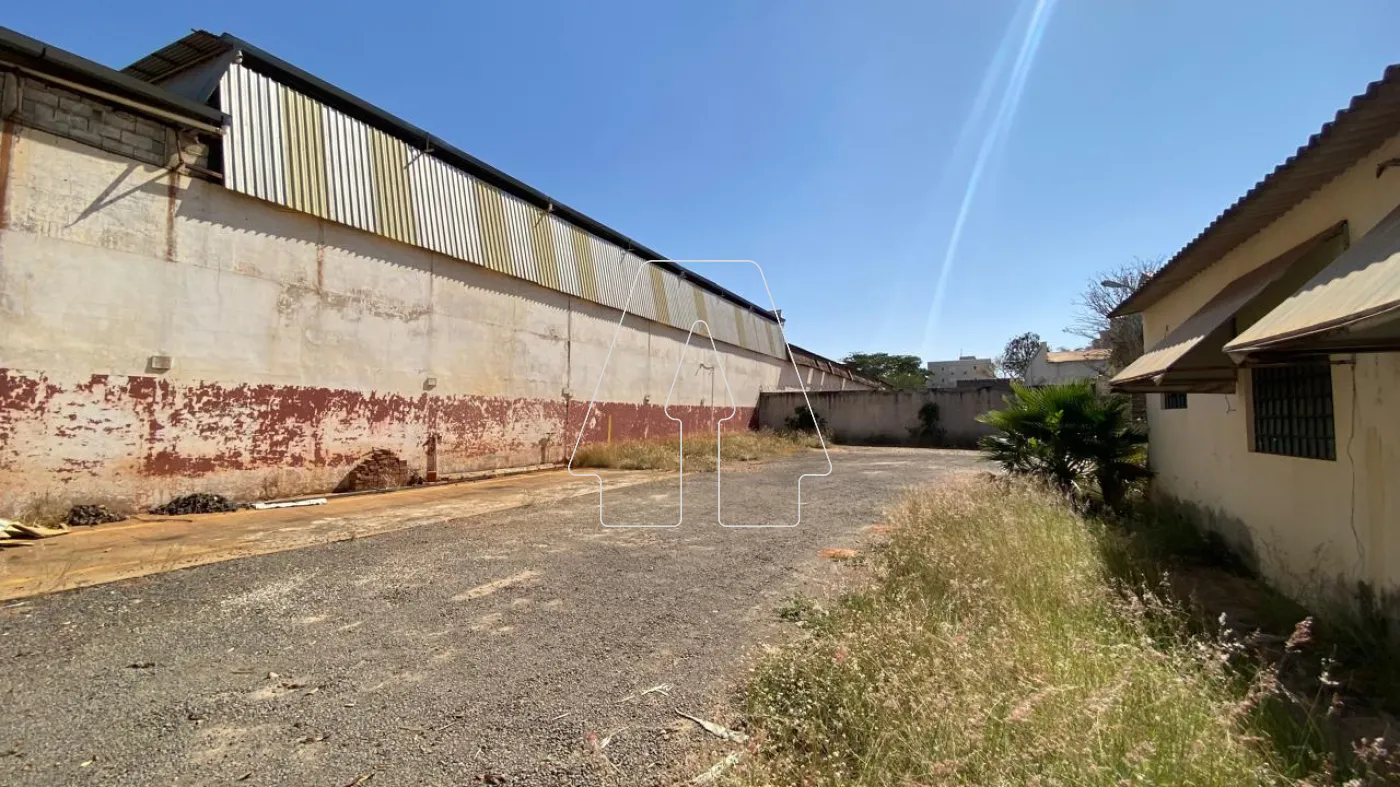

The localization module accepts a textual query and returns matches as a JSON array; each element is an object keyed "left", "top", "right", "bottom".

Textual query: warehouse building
[{"left": 0, "top": 27, "right": 872, "bottom": 510}]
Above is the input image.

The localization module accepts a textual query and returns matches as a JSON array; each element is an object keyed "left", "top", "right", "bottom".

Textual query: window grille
[
  {"left": 1251, "top": 363, "right": 1335, "bottom": 460},
  {"left": 1162, "top": 392, "right": 1187, "bottom": 410}
]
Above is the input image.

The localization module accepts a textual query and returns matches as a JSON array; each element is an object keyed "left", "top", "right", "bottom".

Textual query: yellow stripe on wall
[
  {"left": 531, "top": 211, "right": 561, "bottom": 291},
  {"left": 570, "top": 227, "right": 599, "bottom": 302},
  {"left": 369, "top": 128, "right": 416, "bottom": 245},
  {"left": 692, "top": 287, "right": 710, "bottom": 335},
  {"left": 649, "top": 266, "right": 672, "bottom": 326},
  {"left": 471, "top": 180, "right": 511, "bottom": 273}
]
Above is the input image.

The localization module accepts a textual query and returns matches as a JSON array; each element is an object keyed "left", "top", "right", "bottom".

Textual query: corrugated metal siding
[
  {"left": 499, "top": 190, "right": 537, "bottom": 282},
  {"left": 217, "top": 62, "right": 781, "bottom": 357},
  {"left": 705, "top": 292, "right": 739, "bottom": 347},
  {"left": 549, "top": 215, "right": 581, "bottom": 297},
  {"left": 280, "top": 90, "right": 328, "bottom": 220},
  {"left": 368, "top": 128, "right": 416, "bottom": 246},
  {"left": 692, "top": 288, "right": 710, "bottom": 336},
  {"left": 222, "top": 63, "right": 286, "bottom": 206},
  {"left": 569, "top": 226, "right": 599, "bottom": 303},
  {"left": 625, "top": 255, "right": 656, "bottom": 323},
  {"left": 323, "top": 105, "right": 377, "bottom": 234},
  {"left": 588, "top": 235, "right": 619, "bottom": 309}
]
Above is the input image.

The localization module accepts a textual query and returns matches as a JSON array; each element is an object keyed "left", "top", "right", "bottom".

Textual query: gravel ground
[{"left": 0, "top": 447, "right": 983, "bottom": 787}]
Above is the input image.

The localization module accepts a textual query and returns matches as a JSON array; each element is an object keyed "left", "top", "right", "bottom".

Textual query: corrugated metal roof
[
  {"left": 1113, "top": 64, "right": 1400, "bottom": 318},
  {"left": 1226, "top": 203, "right": 1400, "bottom": 357},
  {"left": 122, "top": 30, "right": 229, "bottom": 83},
  {"left": 1111, "top": 247, "right": 1301, "bottom": 393}
]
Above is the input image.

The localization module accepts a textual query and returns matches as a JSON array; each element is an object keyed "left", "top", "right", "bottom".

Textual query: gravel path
[{"left": 1, "top": 447, "right": 982, "bottom": 787}]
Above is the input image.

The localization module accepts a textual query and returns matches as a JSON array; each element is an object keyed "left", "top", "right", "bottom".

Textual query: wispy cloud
[{"left": 920, "top": 0, "right": 1058, "bottom": 356}]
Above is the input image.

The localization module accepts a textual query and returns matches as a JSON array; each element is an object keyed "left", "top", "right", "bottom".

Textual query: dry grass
[
  {"left": 568, "top": 429, "right": 822, "bottom": 472},
  {"left": 735, "top": 479, "right": 1395, "bottom": 786}
]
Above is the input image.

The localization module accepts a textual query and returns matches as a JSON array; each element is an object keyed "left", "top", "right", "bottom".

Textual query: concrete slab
[{"left": 0, "top": 468, "right": 660, "bottom": 601}]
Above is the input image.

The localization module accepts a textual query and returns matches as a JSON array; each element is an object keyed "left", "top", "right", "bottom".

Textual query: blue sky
[{"left": 8, "top": 1, "right": 1400, "bottom": 362}]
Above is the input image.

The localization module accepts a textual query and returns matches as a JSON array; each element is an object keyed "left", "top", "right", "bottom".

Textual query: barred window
[
  {"left": 1251, "top": 363, "right": 1335, "bottom": 460},
  {"left": 1162, "top": 392, "right": 1188, "bottom": 410}
]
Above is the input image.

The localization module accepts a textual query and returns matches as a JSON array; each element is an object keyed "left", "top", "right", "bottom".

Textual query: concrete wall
[
  {"left": 0, "top": 75, "right": 793, "bottom": 511},
  {"left": 927, "top": 357, "right": 995, "bottom": 389},
  {"left": 1140, "top": 130, "right": 1400, "bottom": 602},
  {"left": 757, "top": 388, "right": 1002, "bottom": 446}
]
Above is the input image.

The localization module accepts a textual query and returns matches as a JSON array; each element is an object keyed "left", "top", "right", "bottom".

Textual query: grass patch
[
  {"left": 736, "top": 479, "right": 1399, "bottom": 785},
  {"left": 568, "top": 429, "right": 821, "bottom": 472}
]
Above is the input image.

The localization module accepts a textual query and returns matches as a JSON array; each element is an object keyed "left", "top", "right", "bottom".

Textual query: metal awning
[
  {"left": 1225, "top": 203, "right": 1400, "bottom": 359},
  {"left": 1112, "top": 226, "right": 1345, "bottom": 393}
]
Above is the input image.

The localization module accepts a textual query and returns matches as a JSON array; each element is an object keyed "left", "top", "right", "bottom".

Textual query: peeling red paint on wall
[{"left": 0, "top": 368, "right": 755, "bottom": 506}]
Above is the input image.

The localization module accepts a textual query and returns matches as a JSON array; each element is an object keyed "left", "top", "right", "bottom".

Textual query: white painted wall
[
  {"left": 0, "top": 122, "right": 793, "bottom": 509},
  {"left": 1139, "top": 131, "right": 1400, "bottom": 602}
]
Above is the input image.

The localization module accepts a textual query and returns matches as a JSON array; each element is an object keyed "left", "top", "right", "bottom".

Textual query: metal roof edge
[
  {"left": 0, "top": 26, "right": 226, "bottom": 127},
  {"left": 786, "top": 343, "right": 886, "bottom": 388},
  {"left": 1111, "top": 63, "right": 1400, "bottom": 319},
  {"left": 217, "top": 32, "right": 777, "bottom": 323}
]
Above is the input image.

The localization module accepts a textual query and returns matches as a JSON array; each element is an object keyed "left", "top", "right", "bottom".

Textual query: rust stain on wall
[
  {"left": 0, "top": 368, "right": 755, "bottom": 506},
  {"left": 0, "top": 118, "right": 16, "bottom": 229},
  {"left": 165, "top": 168, "right": 178, "bottom": 262}
]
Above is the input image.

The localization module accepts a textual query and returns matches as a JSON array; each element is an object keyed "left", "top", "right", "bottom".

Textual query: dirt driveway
[{"left": 0, "top": 447, "right": 982, "bottom": 787}]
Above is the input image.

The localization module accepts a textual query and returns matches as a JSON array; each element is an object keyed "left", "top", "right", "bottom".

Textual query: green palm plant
[{"left": 977, "top": 382, "right": 1149, "bottom": 508}]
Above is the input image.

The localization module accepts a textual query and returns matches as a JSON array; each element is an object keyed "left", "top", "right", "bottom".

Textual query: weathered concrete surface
[
  {"left": 0, "top": 447, "right": 983, "bottom": 787},
  {"left": 0, "top": 117, "right": 781, "bottom": 512},
  {"left": 0, "top": 366, "right": 751, "bottom": 509},
  {"left": 758, "top": 388, "right": 1005, "bottom": 446},
  {"left": 0, "top": 467, "right": 662, "bottom": 601}
]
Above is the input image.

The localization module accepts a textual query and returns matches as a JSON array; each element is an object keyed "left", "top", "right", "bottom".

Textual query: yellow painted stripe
[
  {"left": 369, "top": 128, "right": 417, "bottom": 245},
  {"left": 471, "top": 180, "right": 510, "bottom": 272},
  {"left": 649, "top": 266, "right": 672, "bottom": 326},
  {"left": 570, "top": 227, "right": 598, "bottom": 302},
  {"left": 692, "top": 287, "right": 710, "bottom": 335},
  {"left": 531, "top": 211, "right": 561, "bottom": 291},
  {"left": 734, "top": 305, "right": 748, "bottom": 348},
  {"left": 281, "top": 89, "right": 330, "bottom": 217}
]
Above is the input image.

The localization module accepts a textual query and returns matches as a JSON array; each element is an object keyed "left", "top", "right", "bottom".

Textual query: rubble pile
[
  {"left": 66, "top": 504, "right": 126, "bottom": 527},
  {"left": 150, "top": 493, "right": 240, "bottom": 515}
]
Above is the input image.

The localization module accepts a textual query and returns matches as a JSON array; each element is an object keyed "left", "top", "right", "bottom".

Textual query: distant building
[
  {"left": 1023, "top": 346, "right": 1110, "bottom": 387},
  {"left": 926, "top": 356, "right": 997, "bottom": 389}
]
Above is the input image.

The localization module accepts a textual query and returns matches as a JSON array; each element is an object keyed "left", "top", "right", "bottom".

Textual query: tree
[
  {"left": 977, "top": 382, "right": 1149, "bottom": 508},
  {"left": 842, "top": 352, "right": 928, "bottom": 390},
  {"left": 995, "top": 332, "right": 1042, "bottom": 381},
  {"left": 1067, "top": 258, "right": 1163, "bottom": 372}
]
